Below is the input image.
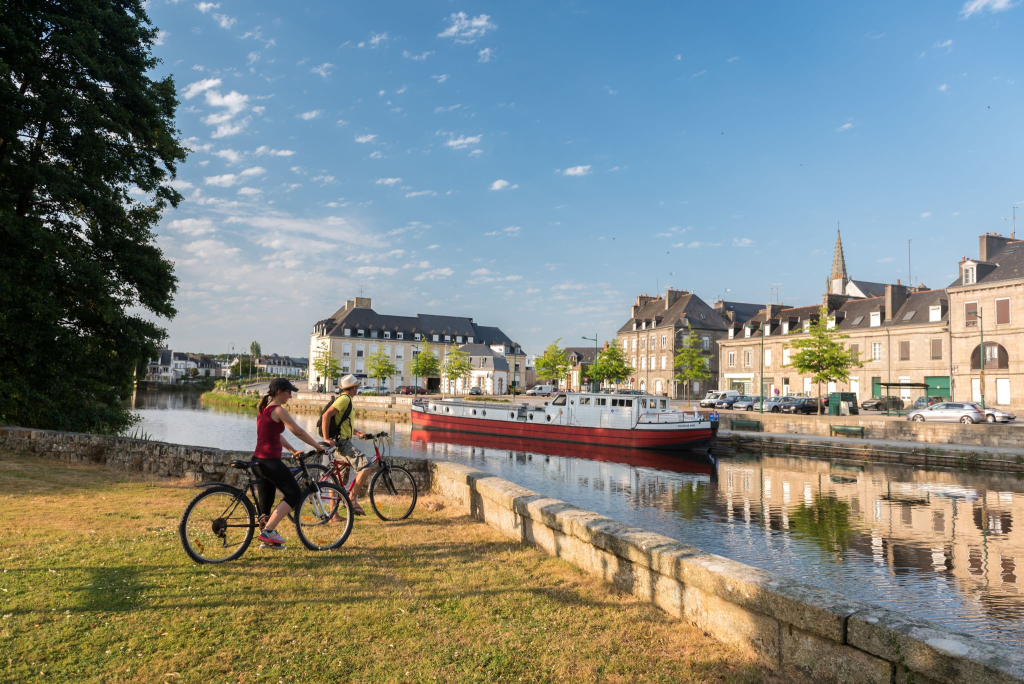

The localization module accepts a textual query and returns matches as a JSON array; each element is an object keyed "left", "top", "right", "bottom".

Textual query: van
[
  {"left": 699, "top": 389, "right": 738, "bottom": 408},
  {"left": 525, "top": 384, "right": 555, "bottom": 397}
]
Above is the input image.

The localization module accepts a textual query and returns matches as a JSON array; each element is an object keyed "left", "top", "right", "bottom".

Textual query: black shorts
[{"left": 254, "top": 457, "right": 302, "bottom": 515}]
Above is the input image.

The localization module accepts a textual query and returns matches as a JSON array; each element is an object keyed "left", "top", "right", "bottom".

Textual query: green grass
[
  {"left": 0, "top": 452, "right": 766, "bottom": 683},
  {"left": 200, "top": 390, "right": 259, "bottom": 410}
]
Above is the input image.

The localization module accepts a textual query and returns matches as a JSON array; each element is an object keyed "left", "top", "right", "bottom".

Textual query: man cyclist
[{"left": 321, "top": 374, "right": 372, "bottom": 515}]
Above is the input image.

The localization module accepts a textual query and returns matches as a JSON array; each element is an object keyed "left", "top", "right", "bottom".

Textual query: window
[
  {"left": 963, "top": 266, "right": 976, "bottom": 285},
  {"left": 744, "top": 350, "right": 751, "bottom": 367},
  {"left": 631, "top": 338, "right": 637, "bottom": 350},
  {"left": 414, "top": 333, "right": 421, "bottom": 341},
  {"left": 357, "top": 329, "right": 365, "bottom": 337},
  {"left": 849, "top": 344, "right": 859, "bottom": 361},
  {"left": 929, "top": 306, "right": 941, "bottom": 323},
  {"left": 702, "top": 336, "right": 709, "bottom": 350},
  {"left": 641, "top": 338, "right": 646, "bottom": 350},
  {"left": 356, "top": 346, "right": 364, "bottom": 358},
  {"left": 930, "top": 339, "right": 942, "bottom": 360},
  {"left": 650, "top": 335, "right": 655, "bottom": 346},
  {"left": 370, "top": 330, "right": 378, "bottom": 338},
  {"left": 396, "top": 347, "right": 404, "bottom": 359},
  {"left": 661, "top": 355, "right": 667, "bottom": 370},
  {"left": 444, "top": 335, "right": 451, "bottom": 342},
  {"left": 871, "top": 342, "right": 882, "bottom": 361},
  {"left": 899, "top": 341, "right": 910, "bottom": 361},
  {"left": 997, "top": 298, "right": 1010, "bottom": 325},
  {"left": 661, "top": 334, "right": 667, "bottom": 348},
  {"left": 580, "top": 397, "right": 591, "bottom": 405},
  {"left": 728, "top": 351, "right": 736, "bottom": 367},
  {"left": 384, "top": 331, "right": 391, "bottom": 339},
  {"left": 397, "top": 332, "right": 404, "bottom": 340},
  {"left": 745, "top": 326, "right": 752, "bottom": 338},
  {"left": 827, "top": 317, "right": 836, "bottom": 329},
  {"left": 596, "top": 398, "right": 607, "bottom": 406},
  {"left": 432, "top": 334, "right": 439, "bottom": 342},
  {"left": 764, "top": 349, "right": 772, "bottom": 366},
  {"left": 342, "top": 344, "right": 351, "bottom": 357},
  {"left": 782, "top": 348, "right": 791, "bottom": 365},
  {"left": 468, "top": 336, "right": 474, "bottom": 344},
  {"left": 965, "top": 302, "right": 978, "bottom": 327},
  {"left": 456, "top": 336, "right": 462, "bottom": 343},
  {"left": 728, "top": 328, "right": 735, "bottom": 339},
  {"left": 782, "top": 322, "right": 790, "bottom": 334},
  {"left": 341, "top": 365, "right": 350, "bottom": 373},
  {"left": 870, "top": 312, "right": 881, "bottom": 327},
  {"left": 640, "top": 356, "right": 645, "bottom": 369},
  {"left": 344, "top": 328, "right": 351, "bottom": 336},
  {"left": 803, "top": 320, "right": 811, "bottom": 333}
]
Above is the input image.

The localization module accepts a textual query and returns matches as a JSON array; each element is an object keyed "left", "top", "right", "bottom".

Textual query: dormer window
[
  {"left": 414, "top": 333, "right": 421, "bottom": 341},
  {"left": 744, "top": 326, "right": 752, "bottom": 338},
  {"left": 357, "top": 329, "right": 365, "bottom": 337},
  {"left": 632, "top": 321, "right": 637, "bottom": 331},
  {"left": 827, "top": 317, "right": 836, "bottom": 330},
  {"left": 344, "top": 328, "right": 351, "bottom": 337},
  {"left": 444, "top": 335, "right": 451, "bottom": 342},
  {"left": 782, "top": 321, "right": 790, "bottom": 335},
  {"left": 728, "top": 328, "right": 735, "bottom": 339},
  {"left": 432, "top": 334, "right": 439, "bottom": 342},
  {"left": 963, "top": 266, "right": 976, "bottom": 285},
  {"left": 370, "top": 330, "right": 378, "bottom": 338},
  {"left": 929, "top": 306, "right": 941, "bottom": 322},
  {"left": 803, "top": 320, "right": 811, "bottom": 333},
  {"left": 384, "top": 331, "right": 391, "bottom": 339},
  {"left": 456, "top": 336, "right": 462, "bottom": 343},
  {"left": 870, "top": 312, "right": 881, "bottom": 327},
  {"left": 468, "top": 336, "right": 474, "bottom": 344}
]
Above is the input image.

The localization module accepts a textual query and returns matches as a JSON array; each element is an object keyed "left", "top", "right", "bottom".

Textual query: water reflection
[{"left": 131, "top": 394, "right": 1024, "bottom": 647}]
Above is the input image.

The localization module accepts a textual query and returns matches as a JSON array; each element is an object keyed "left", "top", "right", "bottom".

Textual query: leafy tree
[
  {"left": 593, "top": 341, "right": 632, "bottom": 387},
  {"left": 409, "top": 342, "right": 440, "bottom": 385},
  {"left": 249, "top": 341, "right": 262, "bottom": 380},
  {"left": 790, "top": 306, "right": 862, "bottom": 415},
  {"left": 188, "top": 367, "right": 199, "bottom": 379},
  {"left": 673, "top": 324, "right": 711, "bottom": 403},
  {"left": 577, "top": 362, "right": 593, "bottom": 392},
  {"left": 312, "top": 345, "right": 340, "bottom": 389},
  {"left": 535, "top": 339, "right": 570, "bottom": 385},
  {"left": 366, "top": 347, "right": 397, "bottom": 390},
  {"left": 0, "top": 1, "right": 186, "bottom": 434},
  {"left": 442, "top": 348, "right": 473, "bottom": 394}
]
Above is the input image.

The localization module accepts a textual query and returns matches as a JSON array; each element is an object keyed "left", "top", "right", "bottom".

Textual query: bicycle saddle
[{"left": 230, "top": 459, "right": 259, "bottom": 470}]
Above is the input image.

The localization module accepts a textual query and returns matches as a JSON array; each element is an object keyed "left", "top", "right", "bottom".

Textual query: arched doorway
[
  {"left": 640, "top": 380, "right": 646, "bottom": 392},
  {"left": 655, "top": 379, "right": 663, "bottom": 395},
  {"left": 971, "top": 343, "right": 1009, "bottom": 370}
]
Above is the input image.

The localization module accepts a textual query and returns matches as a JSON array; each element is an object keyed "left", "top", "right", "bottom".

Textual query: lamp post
[
  {"left": 412, "top": 345, "right": 420, "bottom": 396},
  {"left": 581, "top": 335, "right": 598, "bottom": 392},
  {"left": 968, "top": 308, "right": 985, "bottom": 409},
  {"left": 759, "top": 322, "right": 765, "bottom": 414}
]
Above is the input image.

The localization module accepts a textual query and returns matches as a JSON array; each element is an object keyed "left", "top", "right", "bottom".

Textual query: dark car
[
  {"left": 913, "top": 396, "right": 945, "bottom": 410},
  {"left": 782, "top": 398, "right": 820, "bottom": 414},
  {"left": 819, "top": 392, "right": 860, "bottom": 415},
  {"left": 715, "top": 395, "right": 745, "bottom": 409},
  {"left": 861, "top": 396, "right": 904, "bottom": 411},
  {"left": 397, "top": 385, "right": 427, "bottom": 395},
  {"left": 468, "top": 387, "right": 483, "bottom": 396}
]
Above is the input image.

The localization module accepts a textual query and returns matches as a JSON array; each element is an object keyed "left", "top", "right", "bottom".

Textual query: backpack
[{"left": 317, "top": 395, "right": 352, "bottom": 439}]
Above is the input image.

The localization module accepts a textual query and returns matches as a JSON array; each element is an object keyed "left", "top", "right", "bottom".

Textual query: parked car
[
  {"left": 715, "top": 394, "right": 746, "bottom": 409},
  {"left": 733, "top": 396, "right": 763, "bottom": 411},
  {"left": 819, "top": 392, "right": 860, "bottom": 415},
  {"left": 397, "top": 385, "right": 427, "bottom": 395},
  {"left": 861, "top": 396, "right": 904, "bottom": 411},
  {"left": 616, "top": 389, "right": 648, "bottom": 395},
  {"left": 782, "top": 398, "right": 821, "bottom": 415},
  {"left": 758, "top": 396, "right": 801, "bottom": 413},
  {"left": 912, "top": 396, "right": 946, "bottom": 410},
  {"left": 468, "top": 387, "right": 483, "bottom": 396},
  {"left": 525, "top": 384, "right": 555, "bottom": 397},
  {"left": 906, "top": 402, "right": 984, "bottom": 424},
  {"left": 702, "top": 390, "right": 739, "bottom": 408},
  {"left": 980, "top": 406, "right": 1017, "bottom": 423}
]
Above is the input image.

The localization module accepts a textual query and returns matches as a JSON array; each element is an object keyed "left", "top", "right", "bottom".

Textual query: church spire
[{"left": 830, "top": 226, "right": 848, "bottom": 281}]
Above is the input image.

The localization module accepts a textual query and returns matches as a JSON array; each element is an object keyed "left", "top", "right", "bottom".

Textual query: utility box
[{"left": 828, "top": 393, "right": 841, "bottom": 416}]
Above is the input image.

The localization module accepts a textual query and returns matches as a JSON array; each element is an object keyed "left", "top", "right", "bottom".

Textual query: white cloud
[
  {"left": 182, "top": 78, "right": 221, "bottom": 99},
  {"left": 211, "top": 119, "right": 249, "bottom": 138},
  {"left": 224, "top": 214, "right": 373, "bottom": 245},
  {"left": 468, "top": 149, "right": 483, "bottom": 156},
  {"left": 478, "top": 48, "right": 494, "bottom": 63},
  {"left": 727, "top": 56, "right": 740, "bottom": 63},
  {"left": 213, "top": 149, "right": 241, "bottom": 164},
  {"left": 255, "top": 146, "right": 295, "bottom": 157},
  {"left": 434, "top": 104, "right": 462, "bottom": 113},
  {"left": 354, "top": 266, "right": 398, "bottom": 276},
  {"left": 426, "top": 244, "right": 439, "bottom": 249},
  {"left": 240, "top": 166, "right": 266, "bottom": 177},
  {"left": 311, "top": 174, "right": 336, "bottom": 184},
  {"left": 168, "top": 217, "right": 216, "bottom": 235},
  {"left": 675, "top": 54, "right": 682, "bottom": 61},
  {"left": 877, "top": 256, "right": 895, "bottom": 263},
  {"left": 368, "top": 151, "right": 383, "bottom": 159},
  {"left": 563, "top": 165, "right": 591, "bottom": 176},
  {"left": 376, "top": 177, "right": 402, "bottom": 186},
  {"left": 311, "top": 62, "right": 334, "bottom": 78},
  {"left": 154, "top": 31, "right": 168, "bottom": 46},
  {"left": 472, "top": 268, "right": 490, "bottom": 275},
  {"left": 678, "top": 241, "right": 722, "bottom": 248},
  {"left": 195, "top": 2, "right": 219, "bottom": 13},
  {"left": 237, "top": 187, "right": 262, "bottom": 196},
  {"left": 369, "top": 32, "right": 389, "bottom": 47},
  {"left": 691, "top": 70, "right": 707, "bottom": 78},
  {"left": 732, "top": 237, "right": 753, "bottom": 247},
  {"left": 355, "top": 133, "right": 378, "bottom": 143},
  {"left": 213, "top": 13, "right": 236, "bottom": 29},
  {"left": 836, "top": 122, "right": 854, "bottom": 132},
  {"left": 961, "top": 0, "right": 1015, "bottom": 18},
  {"left": 184, "top": 238, "right": 240, "bottom": 261},
  {"left": 396, "top": 85, "right": 407, "bottom": 94},
  {"left": 403, "top": 50, "right": 433, "bottom": 61},
  {"left": 939, "top": 83, "right": 949, "bottom": 91},
  {"left": 438, "top": 13, "right": 496, "bottom": 43},
  {"left": 298, "top": 110, "right": 322, "bottom": 120},
  {"left": 484, "top": 225, "right": 521, "bottom": 237},
  {"left": 204, "top": 173, "right": 237, "bottom": 187},
  {"left": 490, "top": 179, "right": 517, "bottom": 190},
  {"left": 413, "top": 267, "right": 454, "bottom": 281},
  {"left": 921, "top": 211, "right": 932, "bottom": 219},
  {"left": 405, "top": 190, "right": 436, "bottom": 198},
  {"left": 445, "top": 134, "right": 482, "bottom": 150},
  {"left": 251, "top": 106, "right": 265, "bottom": 115},
  {"left": 247, "top": 51, "right": 260, "bottom": 65},
  {"left": 432, "top": 74, "right": 450, "bottom": 84},
  {"left": 935, "top": 39, "right": 954, "bottom": 49}
]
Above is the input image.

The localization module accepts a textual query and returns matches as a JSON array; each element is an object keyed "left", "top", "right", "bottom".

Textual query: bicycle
[
  {"left": 178, "top": 451, "right": 354, "bottom": 563},
  {"left": 306, "top": 431, "right": 418, "bottom": 521}
]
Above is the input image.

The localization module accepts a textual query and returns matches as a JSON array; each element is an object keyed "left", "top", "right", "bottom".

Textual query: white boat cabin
[{"left": 417, "top": 392, "right": 704, "bottom": 430}]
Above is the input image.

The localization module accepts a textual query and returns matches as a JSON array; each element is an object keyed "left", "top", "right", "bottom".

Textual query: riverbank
[
  {"left": 198, "top": 389, "right": 411, "bottom": 420},
  {"left": 0, "top": 451, "right": 765, "bottom": 683}
]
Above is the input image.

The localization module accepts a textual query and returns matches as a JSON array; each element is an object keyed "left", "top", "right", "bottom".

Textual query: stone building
[
  {"left": 308, "top": 297, "right": 520, "bottom": 392},
  {"left": 947, "top": 232, "right": 1024, "bottom": 409},
  {"left": 616, "top": 289, "right": 762, "bottom": 398},
  {"left": 563, "top": 346, "right": 600, "bottom": 392}
]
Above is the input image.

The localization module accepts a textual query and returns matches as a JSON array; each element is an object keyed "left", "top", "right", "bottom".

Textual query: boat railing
[{"left": 637, "top": 411, "right": 706, "bottom": 424}]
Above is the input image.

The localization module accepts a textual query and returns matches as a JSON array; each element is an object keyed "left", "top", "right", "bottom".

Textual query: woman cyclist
[{"left": 254, "top": 378, "right": 324, "bottom": 549}]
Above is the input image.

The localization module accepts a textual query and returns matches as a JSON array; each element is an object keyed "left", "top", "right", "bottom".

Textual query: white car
[
  {"left": 525, "top": 384, "right": 554, "bottom": 397},
  {"left": 982, "top": 407, "right": 1016, "bottom": 423}
]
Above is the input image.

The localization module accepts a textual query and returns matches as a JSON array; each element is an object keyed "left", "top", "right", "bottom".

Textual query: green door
[
  {"left": 924, "top": 376, "right": 951, "bottom": 400},
  {"left": 871, "top": 376, "right": 881, "bottom": 398}
]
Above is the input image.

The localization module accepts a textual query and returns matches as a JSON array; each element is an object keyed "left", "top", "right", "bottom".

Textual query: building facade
[{"left": 309, "top": 297, "right": 521, "bottom": 392}]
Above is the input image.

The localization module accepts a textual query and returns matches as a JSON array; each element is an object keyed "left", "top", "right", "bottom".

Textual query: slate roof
[
  {"left": 563, "top": 346, "right": 598, "bottom": 365},
  {"left": 849, "top": 279, "right": 887, "bottom": 298},
  {"left": 457, "top": 344, "right": 510, "bottom": 371},
  {"left": 716, "top": 301, "right": 763, "bottom": 324},
  {"left": 317, "top": 306, "right": 513, "bottom": 346},
  {"left": 948, "top": 240, "right": 1024, "bottom": 288},
  {"left": 886, "top": 289, "right": 949, "bottom": 328},
  {"left": 836, "top": 297, "right": 885, "bottom": 331},
  {"left": 617, "top": 293, "right": 730, "bottom": 334}
]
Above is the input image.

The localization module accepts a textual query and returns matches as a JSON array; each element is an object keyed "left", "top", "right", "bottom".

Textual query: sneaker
[
  {"left": 258, "top": 529, "right": 287, "bottom": 547},
  {"left": 259, "top": 541, "right": 285, "bottom": 550}
]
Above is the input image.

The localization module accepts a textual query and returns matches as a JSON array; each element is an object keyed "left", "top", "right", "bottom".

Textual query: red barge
[{"left": 410, "top": 392, "right": 717, "bottom": 451}]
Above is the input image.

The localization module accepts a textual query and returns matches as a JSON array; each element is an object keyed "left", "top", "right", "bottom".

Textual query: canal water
[{"left": 133, "top": 389, "right": 1024, "bottom": 648}]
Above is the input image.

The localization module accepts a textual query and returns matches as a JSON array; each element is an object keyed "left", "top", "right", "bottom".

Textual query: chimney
[
  {"left": 980, "top": 232, "right": 1012, "bottom": 262},
  {"left": 631, "top": 294, "right": 654, "bottom": 317},
  {"left": 353, "top": 297, "right": 372, "bottom": 309},
  {"left": 714, "top": 300, "right": 736, "bottom": 323},
  {"left": 664, "top": 288, "right": 684, "bottom": 310},
  {"left": 345, "top": 298, "right": 355, "bottom": 311},
  {"left": 885, "top": 283, "right": 909, "bottom": 322}
]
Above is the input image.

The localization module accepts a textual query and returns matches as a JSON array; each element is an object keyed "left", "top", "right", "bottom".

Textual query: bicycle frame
[{"left": 320, "top": 433, "right": 390, "bottom": 493}]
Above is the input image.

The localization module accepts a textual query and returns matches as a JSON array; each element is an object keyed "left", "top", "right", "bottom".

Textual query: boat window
[
  {"left": 596, "top": 398, "right": 607, "bottom": 406},
  {"left": 639, "top": 399, "right": 647, "bottom": 408},
  {"left": 660, "top": 400, "right": 668, "bottom": 409},
  {"left": 580, "top": 397, "right": 591, "bottom": 406},
  {"left": 552, "top": 395, "right": 567, "bottom": 406},
  {"left": 611, "top": 399, "right": 620, "bottom": 407},
  {"left": 624, "top": 400, "right": 633, "bottom": 407}
]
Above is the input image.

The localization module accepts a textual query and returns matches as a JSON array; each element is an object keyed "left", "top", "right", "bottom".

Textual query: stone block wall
[{"left": 430, "top": 460, "right": 1024, "bottom": 683}]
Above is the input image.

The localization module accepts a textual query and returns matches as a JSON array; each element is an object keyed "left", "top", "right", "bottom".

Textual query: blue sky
[{"left": 148, "top": 0, "right": 1024, "bottom": 357}]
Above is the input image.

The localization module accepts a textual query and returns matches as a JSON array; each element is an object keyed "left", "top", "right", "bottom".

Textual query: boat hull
[{"left": 410, "top": 407, "right": 715, "bottom": 451}]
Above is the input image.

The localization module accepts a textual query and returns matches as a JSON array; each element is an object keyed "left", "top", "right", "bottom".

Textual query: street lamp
[
  {"left": 412, "top": 345, "right": 421, "bottom": 395},
  {"left": 759, "top": 322, "right": 765, "bottom": 414},
  {"left": 581, "top": 335, "right": 598, "bottom": 392},
  {"left": 968, "top": 308, "right": 985, "bottom": 409}
]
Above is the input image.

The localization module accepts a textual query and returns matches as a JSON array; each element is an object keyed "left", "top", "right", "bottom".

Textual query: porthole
[
  {"left": 445, "top": 407, "right": 450, "bottom": 413},
  {"left": 509, "top": 412, "right": 515, "bottom": 419},
  {"left": 546, "top": 415, "right": 552, "bottom": 422},
  {"left": 482, "top": 410, "right": 487, "bottom": 416},
  {"left": 529, "top": 414, "right": 534, "bottom": 421},
  {"left": 472, "top": 409, "right": 477, "bottom": 416}
]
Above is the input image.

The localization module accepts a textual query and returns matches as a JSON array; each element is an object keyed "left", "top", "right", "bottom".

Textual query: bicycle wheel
[
  {"left": 287, "top": 464, "right": 340, "bottom": 523},
  {"left": 293, "top": 483, "right": 353, "bottom": 550},
  {"left": 179, "top": 486, "right": 255, "bottom": 564},
  {"left": 369, "top": 465, "right": 418, "bottom": 521}
]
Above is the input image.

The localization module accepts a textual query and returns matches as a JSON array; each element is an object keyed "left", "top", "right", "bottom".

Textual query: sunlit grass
[{"left": 0, "top": 451, "right": 766, "bottom": 683}]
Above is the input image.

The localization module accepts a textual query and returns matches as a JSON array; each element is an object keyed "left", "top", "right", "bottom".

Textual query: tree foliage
[
  {"left": 442, "top": 348, "right": 473, "bottom": 393},
  {"left": 312, "top": 345, "right": 340, "bottom": 387},
  {"left": 409, "top": 342, "right": 440, "bottom": 380},
  {"left": 790, "top": 306, "right": 862, "bottom": 414},
  {"left": 535, "top": 339, "right": 570, "bottom": 384},
  {"left": 0, "top": 1, "right": 185, "bottom": 433},
  {"left": 366, "top": 347, "right": 397, "bottom": 389},
  {"left": 593, "top": 341, "right": 632, "bottom": 386},
  {"left": 673, "top": 324, "right": 711, "bottom": 402}
]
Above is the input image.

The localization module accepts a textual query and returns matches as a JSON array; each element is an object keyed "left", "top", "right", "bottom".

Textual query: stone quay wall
[{"left": 431, "top": 460, "right": 1024, "bottom": 684}]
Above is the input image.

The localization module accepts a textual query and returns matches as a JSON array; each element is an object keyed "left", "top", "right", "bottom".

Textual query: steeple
[{"left": 830, "top": 227, "right": 848, "bottom": 281}]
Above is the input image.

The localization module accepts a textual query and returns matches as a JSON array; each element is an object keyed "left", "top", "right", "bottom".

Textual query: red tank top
[{"left": 253, "top": 404, "right": 286, "bottom": 460}]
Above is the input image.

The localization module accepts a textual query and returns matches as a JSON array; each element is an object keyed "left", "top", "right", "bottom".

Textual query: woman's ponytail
[{"left": 257, "top": 392, "right": 272, "bottom": 414}]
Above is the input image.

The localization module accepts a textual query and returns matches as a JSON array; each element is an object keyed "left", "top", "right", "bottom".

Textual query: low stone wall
[
  {"left": 430, "top": 460, "right": 1024, "bottom": 683},
  {"left": 716, "top": 410, "right": 1024, "bottom": 447},
  {"left": 0, "top": 426, "right": 431, "bottom": 489}
]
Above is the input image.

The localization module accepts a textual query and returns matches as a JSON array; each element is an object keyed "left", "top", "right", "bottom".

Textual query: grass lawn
[{"left": 0, "top": 451, "right": 767, "bottom": 683}]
